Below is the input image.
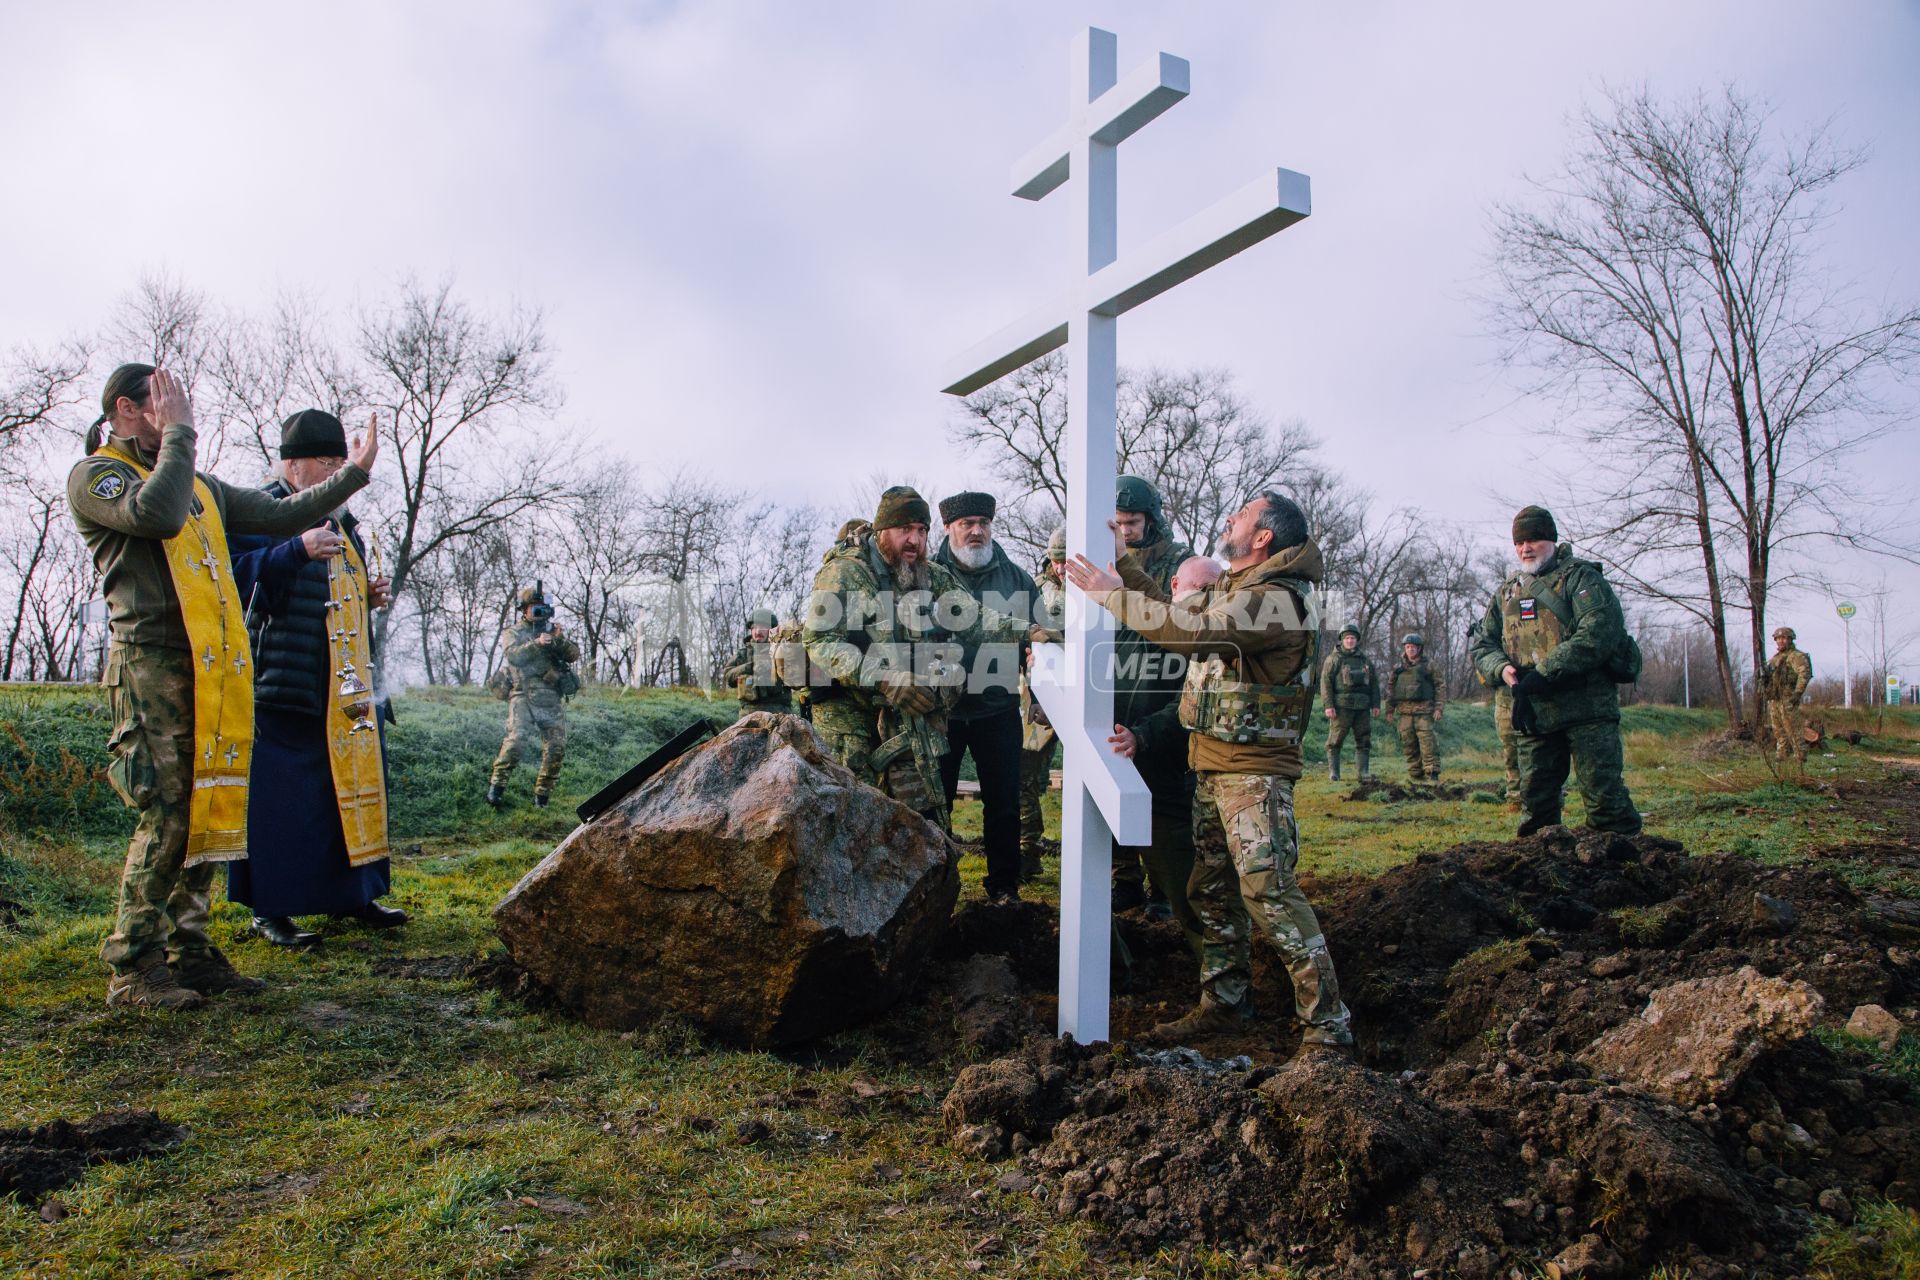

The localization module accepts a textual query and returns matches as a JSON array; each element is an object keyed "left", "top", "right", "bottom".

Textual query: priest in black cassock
[{"left": 229, "top": 409, "right": 406, "bottom": 947}]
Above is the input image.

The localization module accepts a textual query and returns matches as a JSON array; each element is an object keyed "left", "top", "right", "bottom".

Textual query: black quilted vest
[{"left": 247, "top": 482, "right": 361, "bottom": 716}]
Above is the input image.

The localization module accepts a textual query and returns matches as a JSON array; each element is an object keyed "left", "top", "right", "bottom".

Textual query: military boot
[
  {"left": 1143, "top": 997, "right": 1250, "bottom": 1046},
  {"left": 173, "top": 947, "right": 266, "bottom": 996},
  {"left": 1357, "top": 750, "right": 1371, "bottom": 781},
  {"left": 1018, "top": 848, "right": 1044, "bottom": 884},
  {"left": 486, "top": 783, "right": 505, "bottom": 809},
  {"left": 105, "top": 953, "right": 206, "bottom": 1011},
  {"left": 1328, "top": 751, "right": 1341, "bottom": 783},
  {"left": 533, "top": 792, "right": 550, "bottom": 809}
]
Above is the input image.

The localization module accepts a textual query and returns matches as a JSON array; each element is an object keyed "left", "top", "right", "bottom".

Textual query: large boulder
[
  {"left": 493, "top": 712, "right": 960, "bottom": 1045},
  {"left": 1578, "top": 965, "right": 1822, "bottom": 1105}
]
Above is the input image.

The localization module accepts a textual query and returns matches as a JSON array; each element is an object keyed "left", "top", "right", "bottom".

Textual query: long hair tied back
[{"left": 86, "top": 362, "right": 156, "bottom": 455}]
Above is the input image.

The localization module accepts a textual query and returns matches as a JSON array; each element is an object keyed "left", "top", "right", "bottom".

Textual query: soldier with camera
[{"left": 487, "top": 583, "right": 581, "bottom": 809}]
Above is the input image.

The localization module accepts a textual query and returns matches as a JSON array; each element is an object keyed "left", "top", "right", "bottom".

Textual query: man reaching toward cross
[{"left": 1066, "top": 491, "right": 1355, "bottom": 1054}]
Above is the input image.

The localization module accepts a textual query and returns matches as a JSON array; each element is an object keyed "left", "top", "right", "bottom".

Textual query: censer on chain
[{"left": 325, "top": 521, "right": 378, "bottom": 734}]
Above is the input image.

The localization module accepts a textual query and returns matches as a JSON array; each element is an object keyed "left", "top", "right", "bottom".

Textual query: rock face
[
  {"left": 493, "top": 712, "right": 960, "bottom": 1046},
  {"left": 1578, "top": 964, "right": 1822, "bottom": 1104}
]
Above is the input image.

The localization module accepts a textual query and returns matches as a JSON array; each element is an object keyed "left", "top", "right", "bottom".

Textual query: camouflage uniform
[
  {"left": 802, "top": 517, "right": 1027, "bottom": 823},
  {"left": 722, "top": 618, "right": 793, "bottom": 712},
  {"left": 1109, "top": 478, "right": 1197, "bottom": 914},
  {"left": 1318, "top": 630, "right": 1378, "bottom": 781},
  {"left": 1384, "top": 642, "right": 1445, "bottom": 781},
  {"left": 68, "top": 416, "right": 368, "bottom": 998},
  {"left": 489, "top": 619, "right": 581, "bottom": 800},
  {"left": 1470, "top": 539, "right": 1641, "bottom": 836},
  {"left": 1018, "top": 566, "right": 1066, "bottom": 874},
  {"left": 1764, "top": 630, "right": 1813, "bottom": 763},
  {"left": 1097, "top": 529, "right": 1353, "bottom": 1047},
  {"left": 1494, "top": 686, "right": 1521, "bottom": 802}
]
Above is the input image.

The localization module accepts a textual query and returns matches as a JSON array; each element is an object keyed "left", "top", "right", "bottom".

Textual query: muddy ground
[
  {"left": 462, "top": 773, "right": 1920, "bottom": 1277},
  {"left": 0, "top": 1111, "right": 187, "bottom": 1205}
]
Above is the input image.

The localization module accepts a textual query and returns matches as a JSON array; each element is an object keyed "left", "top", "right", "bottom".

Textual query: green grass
[{"left": 4, "top": 688, "right": 1918, "bottom": 1275}]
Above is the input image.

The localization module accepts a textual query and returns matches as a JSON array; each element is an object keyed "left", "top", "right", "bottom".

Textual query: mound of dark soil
[
  {"left": 0, "top": 1111, "right": 187, "bottom": 1203},
  {"left": 939, "top": 826, "right": 1920, "bottom": 1277}
]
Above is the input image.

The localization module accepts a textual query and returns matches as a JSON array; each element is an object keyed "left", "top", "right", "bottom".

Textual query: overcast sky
[{"left": 3, "top": 1, "right": 1916, "bottom": 671}]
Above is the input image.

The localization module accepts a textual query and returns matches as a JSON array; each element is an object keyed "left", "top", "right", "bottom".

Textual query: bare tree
[
  {"left": 0, "top": 340, "right": 89, "bottom": 463},
  {"left": 203, "top": 291, "right": 362, "bottom": 474},
  {"left": 1491, "top": 85, "right": 1920, "bottom": 727},
  {"left": 355, "top": 278, "right": 566, "bottom": 672},
  {"left": 950, "top": 352, "right": 1325, "bottom": 559}
]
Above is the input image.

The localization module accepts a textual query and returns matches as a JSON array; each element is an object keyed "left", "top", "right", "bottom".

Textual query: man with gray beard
[
  {"left": 803, "top": 486, "right": 1031, "bottom": 830},
  {"left": 933, "top": 492, "right": 1040, "bottom": 902}
]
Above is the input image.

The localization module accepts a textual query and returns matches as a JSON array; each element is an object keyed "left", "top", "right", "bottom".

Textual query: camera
[{"left": 529, "top": 603, "right": 554, "bottom": 622}]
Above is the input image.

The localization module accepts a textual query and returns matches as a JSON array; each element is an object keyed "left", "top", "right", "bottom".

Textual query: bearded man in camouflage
[
  {"left": 69, "top": 364, "right": 378, "bottom": 1009},
  {"left": 803, "top": 486, "right": 1031, "bottom": 830},
  {"left": 1319, "top": 624, "right": 1378, "bottom": 782},
  {"left": 1470, "top": 505, "right": 1642, "bottom": 836},
  {"left": 1067, "top": 491, "right": 1354, "bottom": 1055},
  {"left": 1764, "top": 627, "right": 1813, "bottom": 765}
]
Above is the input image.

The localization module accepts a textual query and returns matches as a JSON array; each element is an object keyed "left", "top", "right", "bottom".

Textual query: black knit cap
[
  {"left": 938, "top": 491, "right": 995, "bottom": 524},
  {"left": 280, "top": 409, "right": 348, "bottom": 460},
  {"left": 873, "top": 486, "right": 931, "bottom": 531},
  {"left": 1512, "top": 505, "right": 1558, "bottom": 544}
]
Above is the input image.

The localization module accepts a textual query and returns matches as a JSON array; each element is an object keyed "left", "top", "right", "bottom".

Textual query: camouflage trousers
[
  {"left": 1018, "top": 741, "right": 1053, "bottom": 855},
  {"left": 1767, "top": 698, "right": 1808, "bottom": 762},
  {"left": 100, "top": 644, "right": 216, "bottom": 975},
  {"left": 1395, "top": 706, "right": 1441, "bottom": 780},
  {"left": 1325, "top": 708, "right": 1372, "bottom": 775},
  {"left": 1494, "top": 689, "right": 1520, "bottom": 799},
  {"left": 1517, "top": 719, "right": 1642, "bottom": 836},
  {"left": 1189, "top": 772, "right": 1352, "bottom": 1045},
  {"left": 811, "top": 697, "right": 948, "bottom": 822},
  {"left": 490, "top": 692, "right": 568, "bottom": 797}
]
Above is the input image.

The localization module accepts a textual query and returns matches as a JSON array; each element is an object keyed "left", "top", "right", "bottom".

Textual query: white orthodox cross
[{"left": 942, "top": 27, "right": 1312, "bottom": 1043}]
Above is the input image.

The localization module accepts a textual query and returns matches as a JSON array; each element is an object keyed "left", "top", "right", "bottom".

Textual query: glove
[
  {"left": 1511, "top": 669, "right": 1549, "bottom": 736},
  {"left": 880, "top": 670, "right": 937, "bottom": 716}
]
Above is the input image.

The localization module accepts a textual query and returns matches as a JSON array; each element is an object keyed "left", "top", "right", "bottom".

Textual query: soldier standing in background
[
  {"left": 1470, "top": 505, "right": 1643, "bottom": 836},
  {"left": 1017, "top": 528, "right": 1067, "bottom": 882},
  {"left": 69, "top": 364, "right": 377, "bottom": 1008},
  {"left": 487, "top": 585, "right": 580, "bottom": 810},
  {"left": 1108, "top": 474, "right": 1195, "bottom": 916},
  {"left": 723, "top": 608, "right": 792, "bottom": 711},
  {"left": 1319, "top": 624, "right": 1378, "bottom": 783},
  {"left": 1384, "top": 632, "right": 1446, "bottom": 782},
  {"left": 1764, "top": 627, "right": 1813, "bottom": 766}
]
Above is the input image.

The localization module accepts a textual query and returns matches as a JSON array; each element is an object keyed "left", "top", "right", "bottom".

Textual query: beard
[
  {"left": 886, "top": 556, "right": 931, "bottom": 592},
  {"left": 949, "top": 539, "right": 993, "bottom": 571},
  {"left": 1516, "top": 546, "right": 1555, "bottom": 575},
  {"left": 1218, "top": 530, "right": 1250, "bottom": 561}
]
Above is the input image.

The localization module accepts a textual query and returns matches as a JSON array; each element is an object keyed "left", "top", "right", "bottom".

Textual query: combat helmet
[
  {"left": 1338, "top": 623, "right": 1361, "bottom": 641},
  {"left": 749, "top": 608, "right": 779, "bottom": 630},
  {"left": 1114, "top": 474, "right": 1166, "bottom": 528},
  {"left": 1401, "top": 632, "right": 1424, "bottom": 649},
  {"left": 1773, "top": 626, "right": 1796, "bottom": 642}
]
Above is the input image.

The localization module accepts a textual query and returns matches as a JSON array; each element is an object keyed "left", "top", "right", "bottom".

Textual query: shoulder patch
[{"left": 89, "top": 470, "right": 127, "bottom": 500}]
